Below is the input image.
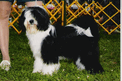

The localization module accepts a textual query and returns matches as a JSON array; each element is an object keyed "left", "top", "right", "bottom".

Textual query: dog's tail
[{"left": 72, "top": 15, "right": 99, "bottom": 39}]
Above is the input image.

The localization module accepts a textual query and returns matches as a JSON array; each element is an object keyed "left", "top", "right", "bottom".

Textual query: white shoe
[{"left": 0, "top": 60, "right": 11, "bottom": 71}]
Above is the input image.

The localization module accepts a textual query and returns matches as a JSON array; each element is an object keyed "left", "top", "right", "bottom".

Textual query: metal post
[{"left": 64, "top": 0, "right": 66, "bottom": 26}]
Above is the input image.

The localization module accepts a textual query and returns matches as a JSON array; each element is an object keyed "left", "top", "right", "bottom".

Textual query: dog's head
[{"left": 19, "top": 6, "right": 50, "bottom": 34}]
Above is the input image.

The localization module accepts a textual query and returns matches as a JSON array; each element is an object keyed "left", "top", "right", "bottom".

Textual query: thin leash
[{"left": 35, "top": 0, "right": 37, "bottom": 6}]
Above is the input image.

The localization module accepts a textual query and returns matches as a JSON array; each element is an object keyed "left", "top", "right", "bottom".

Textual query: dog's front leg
[
  {"left": 32, "top": 54, "right": 43, "bottom": 73},
  {"left": 41, "top": 62, "right": 60, "bottom": 75}
]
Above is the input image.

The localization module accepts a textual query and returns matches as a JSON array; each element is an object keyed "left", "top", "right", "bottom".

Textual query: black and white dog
[{"left": 19, "top": 6, "right": 104, "bottom": 75}]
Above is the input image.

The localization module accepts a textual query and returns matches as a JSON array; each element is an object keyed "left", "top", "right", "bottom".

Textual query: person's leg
[
  {"left": 0, "top": 1, "right": 11, "bottom": 61},
  {"left": 26, "top": 1, "right": 42, "bottom": 7},
  {"left": 0, "top": 1, "right": 11, "bottom": 71}
]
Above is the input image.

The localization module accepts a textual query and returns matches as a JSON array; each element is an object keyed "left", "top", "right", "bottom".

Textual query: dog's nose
[{"left": 29, "top": 19, "right": 34, "bottom": 24}]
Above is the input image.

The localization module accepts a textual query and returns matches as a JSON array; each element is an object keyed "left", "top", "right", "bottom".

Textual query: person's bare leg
[
  {"left": 0, "top": 1, "right": 11, "bottom": 61},
  {"left": 0, "top": 1, "right": 11, "bottom": 71},
  {"left": 26, "top": 1, "right": 42, "bottom": 7}
]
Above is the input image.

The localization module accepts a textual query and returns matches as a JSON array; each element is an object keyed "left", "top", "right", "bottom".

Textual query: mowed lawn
[{"left": 0, "top": 28, "right": 120, "bottom": 81}]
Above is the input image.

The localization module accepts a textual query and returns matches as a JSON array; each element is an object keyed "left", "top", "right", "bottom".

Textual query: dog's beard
[{"left": 26, "top": 22, "right": 38, "bottom": 34}]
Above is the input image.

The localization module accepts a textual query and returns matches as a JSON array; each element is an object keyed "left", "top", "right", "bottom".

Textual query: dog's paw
[
  {"left": 32, "top": 69, "right": 42, "bottom": 73},
  {"left": 76, "top": 58, "right": 85, "bottom": 70},
  {"left": 32, "top": 57, "right": 43, "bottom": 73},
  {"left": 41, "top": 63, "right": 60, "bottom": 75},
  {"left": 0, "top": 60, "right": 11, "bottom": 71}
]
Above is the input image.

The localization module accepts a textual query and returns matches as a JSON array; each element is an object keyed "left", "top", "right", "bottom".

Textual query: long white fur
[
  {"left": 41, "top": 63, "right": 60, "bottom": 75},
  {"left": 76, "top": 57, "right": 85, "bottom": 70}
]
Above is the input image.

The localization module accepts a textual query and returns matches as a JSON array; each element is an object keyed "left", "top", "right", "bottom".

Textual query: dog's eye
[{"left": 29, "top": 19, "right": 34, "bottom": 24}]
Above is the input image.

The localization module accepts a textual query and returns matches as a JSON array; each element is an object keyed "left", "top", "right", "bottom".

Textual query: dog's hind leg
[
  {"left": 76, "top": 54, "right": 104, "bottom": 74},
  {"left": 75, "top": 57, "right": 85, "bottom": 70}
]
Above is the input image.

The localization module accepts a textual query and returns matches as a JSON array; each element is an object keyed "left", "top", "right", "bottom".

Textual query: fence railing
[{"left": 9, "top": 0, "right": 120, "bottom": 34}]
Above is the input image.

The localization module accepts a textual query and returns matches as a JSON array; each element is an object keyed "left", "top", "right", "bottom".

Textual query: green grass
[{"left": 0, "top": 28, "right": 120, "bottom": 81}]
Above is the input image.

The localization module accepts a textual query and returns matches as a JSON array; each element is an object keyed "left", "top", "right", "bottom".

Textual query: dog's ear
[
  {"left": 31, "top": 7, "right": 50, "bottom": 31},
  {"left": 19, "top": 10, "right": 26, "bottom": 32}
]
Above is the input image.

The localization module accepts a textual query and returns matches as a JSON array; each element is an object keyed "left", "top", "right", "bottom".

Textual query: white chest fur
[
  {"left": 26, "top": 31, "right": 49, "bottom": 57},
  {"left": 26, "top": 25, "right": 55, "bottom": 57}
]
